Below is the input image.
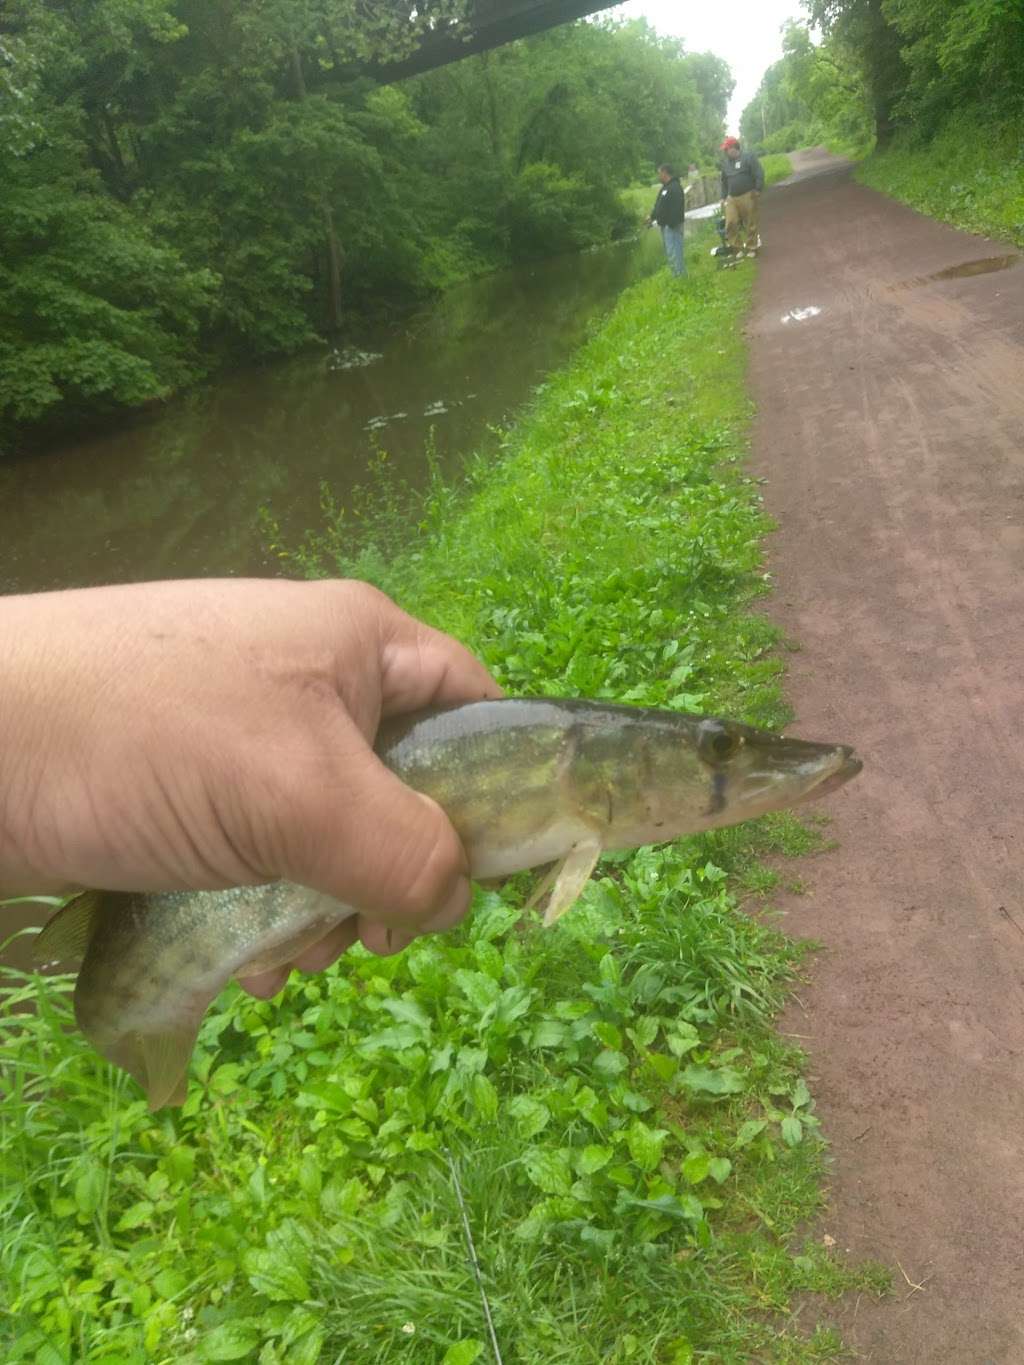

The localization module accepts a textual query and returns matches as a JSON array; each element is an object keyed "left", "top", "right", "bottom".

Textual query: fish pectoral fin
[
  {"left": 33, "top": 891, "right": 102, "bottom": 964},
  {"left": 526, "top": 838, "right": 603, "bottom": 927},
  {"left": 139, "top": 1026, "right": 201, "bottom": 1112}
]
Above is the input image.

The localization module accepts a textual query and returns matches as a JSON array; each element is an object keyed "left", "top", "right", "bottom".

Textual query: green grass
[
  {"left": 2, "top": 236, "right": 886, "bottom": 1363},
  {"left": 858, "top": 110, "right": 1024, "bottom": 246},
  {"left": 760, "top": 155, "right": 794, "bottom": 188}
]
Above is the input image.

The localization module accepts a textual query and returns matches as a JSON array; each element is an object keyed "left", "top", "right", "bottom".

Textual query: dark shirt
[
  {"left": 651, "top": 177, "right": 685, "bottom": 228},
  {"left": 720, "top": 153, "right": 764, "bottom": 199}
]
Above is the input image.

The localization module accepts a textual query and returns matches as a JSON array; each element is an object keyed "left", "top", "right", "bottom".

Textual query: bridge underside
[{"left": 371, "top": 0, "right": 622, "bottom": 82}]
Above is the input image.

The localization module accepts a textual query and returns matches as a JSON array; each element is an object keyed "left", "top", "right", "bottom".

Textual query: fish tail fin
[
  {"left": 34, "top": 891, "right": 103, "bottom": 964},
  {"left": 139, "top": 1027, "right": 202, "bottom": 1111}
]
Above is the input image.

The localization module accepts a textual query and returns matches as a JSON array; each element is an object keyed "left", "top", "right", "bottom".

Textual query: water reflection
[{"left": 1, "top": 234, "right": 662, "bottom": 595}]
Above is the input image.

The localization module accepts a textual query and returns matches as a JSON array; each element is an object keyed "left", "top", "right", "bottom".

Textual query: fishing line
[{"left": 444, "top": 1147, "right": 504, "bottom": 1365}]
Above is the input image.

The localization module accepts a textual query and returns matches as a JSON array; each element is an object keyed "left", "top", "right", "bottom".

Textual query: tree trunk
[
  {"left": 322, "top": 203, "right": 344, "bottom": 335},
  {"left": 289, "top": 36, "right": 343, "bottom": 332},
  {"left": 480, "top": 50, "right": 502, "bottom": 161}
]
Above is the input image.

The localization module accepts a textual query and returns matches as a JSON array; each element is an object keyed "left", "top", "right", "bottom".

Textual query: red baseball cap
[{"left": 721, "top": 137, "right": 740, "bottom": 150}]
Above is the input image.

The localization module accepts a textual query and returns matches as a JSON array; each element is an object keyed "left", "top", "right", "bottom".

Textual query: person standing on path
[
  {"left": 647, "top": 164, "right": 687, "bottom": 278},
  {"left": 720, "top": 136, "right": 764, "bottom": 256}
]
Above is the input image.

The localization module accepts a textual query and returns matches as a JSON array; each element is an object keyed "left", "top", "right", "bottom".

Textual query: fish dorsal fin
[
  {"left": 140, "top": 1027, "right": 201, "bottom": 1111},
  {"left": 34, "top": 892, "right": 102, "bottom": 964}
]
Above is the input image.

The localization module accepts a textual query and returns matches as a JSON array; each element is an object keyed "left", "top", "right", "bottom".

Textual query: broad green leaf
[
  {"left": 243, "top": 1247, "right": 310, "bottom": 1302},
  {"left": 358, "top": 1024, "right": 423, "bottom": 1052},
  {"left": 321, "top": 1175, "right": 367, "bottom": 1220},
  {"left": 781, "top": 1116, "right": 804, "bottom": 1146},
  {"left": 381, "top": 995, "right": 432, "bottom": 1030},
  {"left": 592, "top": 1021, "right": 622, "bottom": 1050},
  {"left": 626, "top": 1122, "right": 668, "bottom": 1172},
  {"left": 598, "top": 952, "right": 621, "bottom": 985},
  {"left": 681, "top": 1152, "right": 711, "bottom": 1185},
  {"left": 646, "top": 1052, "right": 677, "bottom": 1083},
  {"left": 471, "top": 1073, "right": 498, "bottom": 1121},
  {"left": 791, "top": 1079, "right": 812, "bottom": 1110},
  {"left": 442, "top": 1340, "right": 484, "bottom": 1365},
  {"left": 507, "top": 1095, "right": 552, "bottom": 1141},
  {"left": 430, "top": 1043, "right": 454, "bottom": 1073},
  {"left": 574, "top": 1086, "right": 607, "bottom": 1127},
  {"left": 200, "top": 1322, "right": 261, "bottom": 1361},
  {"left": 594, "top": 1049, "right": 629, "bottom": 1078},
  {"left": 495, "top": 985, "right": 535, "bottom": 1025},
  {"left": 115, "top": 1200, "right": 154, "bottom": 1231},
  {"left": 626, "top": 1016, "right": 658, "bottom": 1048},
  {"left": 529, "top": 1019, "right": 568, "bottom": 1049},
  {"left": 153, "top": 1268, "right": 188, "bottom": 1299},
  {"left": 249, "top": 1165, "right": 268, "bottom": 1208},
  {"left": 164, "top": 1146, "right": 196, "bottom": 1184},
  {"left": 523, "top": 1147, "right": 573, "bottom": 1195},
  {"left": 575, "top": 1144, "right": 613, "bottom": 1175},
  {"left": 734, "top": 1119, "right": 768, "bottom": 1148},
  {"left": 681, "top": 1064, "right": 744, "bottom": 1095},
  {"left": 291, "top": 1329, "right": 326, "bottom": 1365},
  {"left": 708, "top": 1158, "right": 733, "bottom": 1184},
  {"left": 453, "top": 969, "right": 501, "bottom": 1011},
  {"left": 298, "top": 1153, "right": 322, "bottom": 1200},
  {"left": 666, "top": 1023, "right": 701, "bottom": 1057},
  {"left": 74, "top": 1163, "right": 104, "bottom": 1217}
]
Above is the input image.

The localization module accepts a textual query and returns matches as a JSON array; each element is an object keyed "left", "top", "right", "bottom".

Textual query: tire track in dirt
[{"left": 747, "top": 150, "right": 1024, "bottom": 1363}]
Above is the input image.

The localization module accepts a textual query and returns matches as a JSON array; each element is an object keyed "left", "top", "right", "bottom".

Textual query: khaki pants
[{"left": 725, "top": 192, "right": 759, "bottom": 250}]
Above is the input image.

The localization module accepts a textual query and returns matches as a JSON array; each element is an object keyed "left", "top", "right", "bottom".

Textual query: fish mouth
[{"left": 792, "top": 746, "right": 862, "bottom": 805}]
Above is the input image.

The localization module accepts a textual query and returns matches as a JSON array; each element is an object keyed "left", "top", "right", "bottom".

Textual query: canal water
[{"left": 1, "top": 231, "right": 666, "bottom": 597}]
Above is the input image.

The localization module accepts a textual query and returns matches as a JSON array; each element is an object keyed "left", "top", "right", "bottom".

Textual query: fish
[{"left": 34, "top": 697, "right": 861, "bottom": 1109}]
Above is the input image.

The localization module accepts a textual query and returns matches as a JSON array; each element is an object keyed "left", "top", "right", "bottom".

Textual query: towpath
[{"left": 748, "top": 148, "right": 1024, "bottom": 1363}]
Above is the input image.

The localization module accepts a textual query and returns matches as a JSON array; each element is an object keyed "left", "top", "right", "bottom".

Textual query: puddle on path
[
  {"left": 893, "top": 255, "right": 1021, "bottom": 290},
  {"left": 781, "top": 306, "right": 823, "bottom": 324}
]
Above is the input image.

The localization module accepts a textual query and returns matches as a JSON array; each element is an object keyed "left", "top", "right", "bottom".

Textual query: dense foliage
[
  {"left": 740, "top": 22, "right": 873, "bottom": 158},
  {"left": 1, "top": 242, "right": 885, "bottom": 1363},
  {"left": 743, "top": 1, "right": 1024, "bottom": 163},
  {"left": 741, "top": 0, "right": 1024, "bottom": 243},
  {"left": 0, "top": 3, "right": 732, "bottom": 445}
]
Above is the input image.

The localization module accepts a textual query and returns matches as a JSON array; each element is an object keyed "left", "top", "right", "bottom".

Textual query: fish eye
[{"left": 698, "top": 721, "right": 742, "bottom": 765}]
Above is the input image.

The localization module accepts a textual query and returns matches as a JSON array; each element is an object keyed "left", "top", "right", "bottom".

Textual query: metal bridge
[{"left": 372, "top": 0, "right": 622, "bottom": 82}]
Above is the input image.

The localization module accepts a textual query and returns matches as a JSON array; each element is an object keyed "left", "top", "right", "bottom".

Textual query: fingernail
[{"left": 420, "top": 874, "right": 471, "bottom": 934}]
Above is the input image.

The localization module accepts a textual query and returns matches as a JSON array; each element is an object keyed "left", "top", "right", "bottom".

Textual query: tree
[{"left": 806, "top": 0, "right": 906, "bottom": 143}]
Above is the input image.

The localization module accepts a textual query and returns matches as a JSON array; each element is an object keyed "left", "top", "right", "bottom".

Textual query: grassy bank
[
  {"left": 858, "top": 111, "right": 1024, "bottom": 246},
  {"left": 760, "top": 154, "right": 795, "bottom": 187},
  {"left": 2, "top": 237, "right": 882, "bottom": 1364}
]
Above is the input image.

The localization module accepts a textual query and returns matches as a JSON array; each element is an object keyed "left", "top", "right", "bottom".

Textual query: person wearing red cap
[{"left": 720, "top": 136, "right": 764, "bottom": 258}]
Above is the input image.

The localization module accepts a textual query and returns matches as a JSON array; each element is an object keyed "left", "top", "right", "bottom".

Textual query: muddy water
[
  {"left": 890, "top": 253, "right": 1022, "bottom": 291},
  {"left": 1, "top": 234, "right": 664, "bottom": 596}
]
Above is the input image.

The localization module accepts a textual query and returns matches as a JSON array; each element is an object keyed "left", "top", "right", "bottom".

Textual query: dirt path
[{"left": 748, "top": 149, "right": 1024, "bottom": 1363}]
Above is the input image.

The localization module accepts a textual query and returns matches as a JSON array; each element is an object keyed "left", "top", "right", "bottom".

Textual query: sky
[{"left": 608, "top": 0, "right": 807, "bottom": 130}]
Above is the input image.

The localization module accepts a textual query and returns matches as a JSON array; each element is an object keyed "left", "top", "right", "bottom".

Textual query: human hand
[{"left": 0, "top": 579, "right": 502, "bottom": 994}]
